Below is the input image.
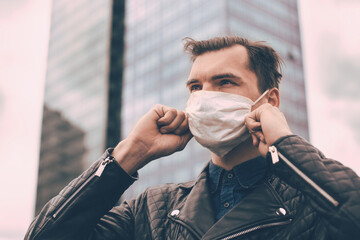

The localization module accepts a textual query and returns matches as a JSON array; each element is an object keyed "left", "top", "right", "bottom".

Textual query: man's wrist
[
  {"left": 271, "top": 134, "right": 296, "bottom": 147},
  {"left": 111, "top": 138, "right": 150, "bottom": 175},
  {"left": 269, "top": 129, "right": 293, "bottom": 146}
]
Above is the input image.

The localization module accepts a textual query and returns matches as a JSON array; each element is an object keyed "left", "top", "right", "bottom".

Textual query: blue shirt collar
[{"left": 208, "top": 156, "right": 268, "bottom": 194}]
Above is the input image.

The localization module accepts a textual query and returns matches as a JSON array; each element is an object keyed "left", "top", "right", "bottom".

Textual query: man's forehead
[
  {"left": 195, "top": 44, "right": 248, "bottom": 60},
  {"left": 188, "top": 45, "right": 250, "bottom": 77}
]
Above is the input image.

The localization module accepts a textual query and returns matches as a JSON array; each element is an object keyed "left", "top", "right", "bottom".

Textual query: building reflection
[{"left": 36, "top": 105, "right": 86, "bottom": 214}]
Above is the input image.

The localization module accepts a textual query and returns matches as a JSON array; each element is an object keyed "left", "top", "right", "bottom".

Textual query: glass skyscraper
[
  {"left": 36, "top": 0, "right": 126, "bottom": 211},
  {"left": 44, "top": 0, "right": 113, "bottom": 164},
  {"left": 122, "top": 0, "right": 308, "bottom": 199}
]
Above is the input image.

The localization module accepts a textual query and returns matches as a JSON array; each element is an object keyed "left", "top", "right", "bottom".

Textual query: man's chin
[
  {"left": 213, "top": 138, "right": 257, "bottom": 159},
  {"left": 230, "top": 138, "right": 253, "bottom": 153},
  {"left": 210, "top": 144, "right": 241, "bottom": 160}
]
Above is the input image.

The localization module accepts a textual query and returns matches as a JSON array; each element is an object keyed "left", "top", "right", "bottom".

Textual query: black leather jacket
[{"left": 25, "top": 135, "right": 360, "bottom": 239}]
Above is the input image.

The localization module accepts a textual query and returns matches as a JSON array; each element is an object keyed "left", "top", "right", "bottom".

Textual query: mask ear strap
[{"left": 253, "top": 89, "right": 270, "bottom": 105}]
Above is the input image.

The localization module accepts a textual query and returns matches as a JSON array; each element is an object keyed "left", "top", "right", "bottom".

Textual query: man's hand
[
  {"left": 112, "top": 104, "right": 192, "bottom": 175},
  {"left": 245, "top": 103, "right": 292, "bottom": 156}
]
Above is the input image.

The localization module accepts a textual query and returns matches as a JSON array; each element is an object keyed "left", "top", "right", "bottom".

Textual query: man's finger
[
  {"left": 246, "top": 117, "right": 261, "bottom": 127},
  {"left": 251, "top": 133, "right": 259, "bottom": 147},
  {"left": 174, "top": 115, "right": 189, "bottom": 135},
  {"left": 253, "top": 131, "right": 264, "bottom": 143},
  {"left": 159, "top": 110, "right": 185, "bottom": 133},
  {"left": 157, "top": 107, "right": 177, "bottom": 126},
  {"left": 246, "top": 106, "right": 262, "bottom": 122},
  {"left": 177, "top": 130, "right": 193, "bottom": 151}
]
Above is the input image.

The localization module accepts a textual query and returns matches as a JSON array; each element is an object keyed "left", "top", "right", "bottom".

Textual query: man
[{"left": 26, "top": 36, "right": 360, "bottom": 239}]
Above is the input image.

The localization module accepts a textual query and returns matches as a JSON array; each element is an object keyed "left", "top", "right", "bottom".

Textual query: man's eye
[
  {"left": 190, "top": 85, "right": 202, "bottom": 92},
  {"left": 220, "top": 79, "right": 233, "bottom": 85}
]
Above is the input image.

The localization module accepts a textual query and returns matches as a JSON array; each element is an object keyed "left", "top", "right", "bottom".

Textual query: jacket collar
[
  {"left": 169, "top": 162, "right": 292, "bottom": 240},
  {"left": 208, "top": 156, "right": 268, "bottom": 193}
]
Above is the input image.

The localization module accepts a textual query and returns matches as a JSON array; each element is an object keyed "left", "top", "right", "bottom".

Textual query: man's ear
[{"left": 267, "top": 88, "right": 280, "bottom": 107}]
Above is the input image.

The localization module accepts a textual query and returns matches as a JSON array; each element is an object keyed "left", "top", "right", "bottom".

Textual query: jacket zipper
[
  {"left": 169, "top": 217, "right": 202, "bottom": 239},
  {"left": 32, "top": 156, "right": 114, "bottom": 239},
  {"left": 220, "top": 219, "right": 292, "bottom": 240},
  {"left": 173, "top": 222, "right": 181, "bottom": 239},
  {"left": 52, "top": 156, "right": 114, "bottom": 218},
  {"left": 268, "top": 146, "right": 339, "bottom": 207}
]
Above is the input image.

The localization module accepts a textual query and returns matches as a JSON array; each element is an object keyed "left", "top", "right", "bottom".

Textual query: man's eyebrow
[
  {"left": 186, "top": 73, "right": 241, "bottom": 87},
  {"left": 186, "top": 79, "right": 199, "bottom": 87},
  {"left": 211, "top": 73, "right": 240, "bottom": 81}
]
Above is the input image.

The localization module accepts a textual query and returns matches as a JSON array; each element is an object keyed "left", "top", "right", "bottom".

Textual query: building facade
[
  {"left": 122, "top": 0, "right": 308, "bottom": 199},
  {"left": 36, "top": 0, "right": 125, "bottom": 212},
  {"left": 43, "top": 0, "right": 113, "bottom": 165}
]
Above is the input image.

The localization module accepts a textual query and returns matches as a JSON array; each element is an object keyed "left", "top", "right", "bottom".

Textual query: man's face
[{"left": 186, "top": 45, "right": 261, "bottom": 101}]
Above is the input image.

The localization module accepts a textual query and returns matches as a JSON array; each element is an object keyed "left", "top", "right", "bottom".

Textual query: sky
[
  {"left": 298, "top": 0, "right": 360, "bottom": 173},
  {"left": 0, "top": 0, "right": 359, "bottom": 239},
  {"left": 0, "top": 0, "right": 51, "bottom": 239}
]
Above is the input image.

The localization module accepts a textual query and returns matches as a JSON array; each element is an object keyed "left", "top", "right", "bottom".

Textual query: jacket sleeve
[
  {"left": 25, "top": 149, "right": 138, "bottom": 240},
  {"left": 271, "top": 135, "right": 360, "bottom": 239}
]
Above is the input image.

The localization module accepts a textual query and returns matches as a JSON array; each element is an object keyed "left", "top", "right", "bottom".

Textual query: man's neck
[{"left": 211, "top": 138, "right": 261, "bottom": 170}]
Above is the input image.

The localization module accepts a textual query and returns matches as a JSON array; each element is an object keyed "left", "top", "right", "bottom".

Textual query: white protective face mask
[{"left": 185, "top": 90, "right": 269, "bottom": 157}]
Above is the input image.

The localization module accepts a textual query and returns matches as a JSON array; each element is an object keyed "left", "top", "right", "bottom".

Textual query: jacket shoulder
[
  {"left": 127, "top": 180, "right": 195, "bottom": 216},
  {"left": 144, "top": 179, "right": 195, "bottom": 200}
]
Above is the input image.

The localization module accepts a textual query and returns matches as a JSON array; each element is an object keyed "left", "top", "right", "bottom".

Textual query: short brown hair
[{"left": 183, "top": 36, "right": 283, "bottom": 92}]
